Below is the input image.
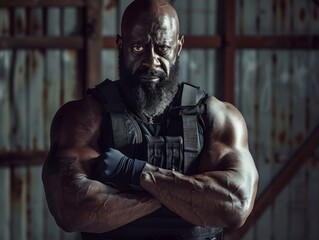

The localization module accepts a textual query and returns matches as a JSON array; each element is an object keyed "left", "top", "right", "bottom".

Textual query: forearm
[
  {"left": 140, "top": 163, "right": 256, "bottom": 228},
  {"left": 44, "top": 174, "right": 161, "bottom": 233}
]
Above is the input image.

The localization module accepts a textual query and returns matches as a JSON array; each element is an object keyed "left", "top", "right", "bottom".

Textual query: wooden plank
[
  {"left": 0, "top": 36, "right": 84, "bottom": 49},
  {"left": 235, "top": 35, "right": 319, "bottom": 49},
  {"left": 0, "top": 151, "right": 46, "bottom": 166},
  {"left": 0, "top": 0, "right": 85, "bottom": 7},
  {"left": 102, "top": 36, "right": 223, "bottom": 49}
]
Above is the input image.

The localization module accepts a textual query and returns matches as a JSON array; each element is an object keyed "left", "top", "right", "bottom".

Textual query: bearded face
[{"left": 118, "top": 52, "right": 179, "bottom": 117}]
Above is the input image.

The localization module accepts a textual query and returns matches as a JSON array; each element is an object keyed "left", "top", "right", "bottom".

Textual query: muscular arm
[
  {"left": 42, "top": 96, "right": 161, "bottom": 233},
  {"left": 140, "top": 96, "right": 259, "bottom": 228}
]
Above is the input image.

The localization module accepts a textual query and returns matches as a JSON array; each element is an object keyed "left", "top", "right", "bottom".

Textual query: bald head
[{"left": 121, "top": 0, "right": 180, "bottom": 39}]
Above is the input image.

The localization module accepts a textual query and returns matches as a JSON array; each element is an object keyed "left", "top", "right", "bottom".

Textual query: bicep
[{"left": 198, "top": 99, "right": 255, "bottom": 175}]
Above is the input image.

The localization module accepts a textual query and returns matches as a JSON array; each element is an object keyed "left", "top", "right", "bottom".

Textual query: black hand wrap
[{"left": 93, "top": 148, "right": 146, "bottom": 191}]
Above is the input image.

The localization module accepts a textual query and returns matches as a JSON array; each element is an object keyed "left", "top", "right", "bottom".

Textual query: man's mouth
[{"left": 138, "top": 75, "right": 160, "bottom": 83}]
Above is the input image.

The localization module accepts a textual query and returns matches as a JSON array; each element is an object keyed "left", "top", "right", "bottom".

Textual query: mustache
[{"left": 133, "top": 68, "right": 166, "bottom": 80}]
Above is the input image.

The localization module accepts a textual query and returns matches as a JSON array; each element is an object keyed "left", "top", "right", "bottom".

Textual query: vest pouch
[
  {"left": 165, "top": 136, "right": 183, "bottom": 172},
  {"left": 145, "top": 135, "right": 165, "bottom": 168}
]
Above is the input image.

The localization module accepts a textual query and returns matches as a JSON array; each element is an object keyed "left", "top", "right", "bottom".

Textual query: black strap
[
  {"left": 87, "top": 80, "right": 138, "bottom": 148},
  {"left": 180, "top": 83, "right": 206, "bottom": 174}
]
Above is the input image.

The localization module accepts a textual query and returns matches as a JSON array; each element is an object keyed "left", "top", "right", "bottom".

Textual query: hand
[{"left": 93, "top": 148, "right": 146, "bottom": 191}]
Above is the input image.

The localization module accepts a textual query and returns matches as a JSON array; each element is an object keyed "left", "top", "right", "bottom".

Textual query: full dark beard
[{"left": 118, "top": 54, "right": 179, "bottom": 117}]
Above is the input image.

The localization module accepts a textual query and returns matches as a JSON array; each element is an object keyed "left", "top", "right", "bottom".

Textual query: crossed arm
[{"left": 42, "top": 95, "right": 258, "bottom": 233}]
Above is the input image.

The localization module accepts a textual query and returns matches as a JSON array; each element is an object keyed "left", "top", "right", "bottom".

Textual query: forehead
[{"left": 125, "top": 14, "right": 178, "bottom": 42}]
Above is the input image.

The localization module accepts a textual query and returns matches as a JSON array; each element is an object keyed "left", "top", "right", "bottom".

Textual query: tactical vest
[{"left": 83, "top": 79, "right": 223, "bottom": 240}]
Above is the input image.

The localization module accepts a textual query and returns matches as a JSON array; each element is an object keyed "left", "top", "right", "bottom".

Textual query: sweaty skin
[{"left": 42, "top": 0, "right": 258, "bottom": 234}]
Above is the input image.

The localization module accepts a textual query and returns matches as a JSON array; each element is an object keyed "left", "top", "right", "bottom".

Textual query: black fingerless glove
[{"left": 93, "top": 148, "right": 146, "bottom": 191}]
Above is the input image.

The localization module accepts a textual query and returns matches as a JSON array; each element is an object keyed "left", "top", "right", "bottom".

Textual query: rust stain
[
  {"left": 299, "top": 8, "right": 306, "bottom": 22},
  {"left": 10, "top": 170, "right": 23, "bottom": 202},
  {"left": 272, "top": 53, "right": 277, "bottom": 65},
  {"left": 15, "top": 15, "right": 24, "bottom": 35},
  {"left": 60, "top": 87, "right": 65, "bottom": 105},
  {"left": 271, "top": 128, "right": 276, "bottom": 140},
  {"left": 254, "top": 103, "right": 259, "bottom": 112},
  {"left": 305, "top": 97, "right": 310, "bottom": 130},
  {"left": 279, "top": 0, "right": 287, "bottom": 30},
  {"left": 105, "top": 0, "right": 119, "bottom": 11},
  {"left": 295, "top": 132, "right": 304, "bottom": 144},
  {"left": 273, "top": 153, "right": 280, "bottom": 163},
  {"left": 31, "top": 53, "right": 37, "bottom": 70},
  {"left": 278, "top": 130, "right": 287, "bottom": 144},
  {"left": 256, "top": 16, "right": 261, "bottom": 33}
]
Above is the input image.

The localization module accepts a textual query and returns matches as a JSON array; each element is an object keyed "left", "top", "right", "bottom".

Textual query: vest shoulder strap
[
  {"left": 180, "top": 82, "right": 207, "bottom": 174},
  {"left": 87, "top": 80, "right": 134, "bottom": 149},
  {"left": 87, "top": 79, "right": 126, "bottom": 113}
]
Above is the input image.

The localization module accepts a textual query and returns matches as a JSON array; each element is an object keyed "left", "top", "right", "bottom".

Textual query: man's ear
[
  {"left": 177, "top": 35, "right": 184, "bottom": 57},
  {"left": 116, "top": 34, "right": 122, "bottom": 50}
]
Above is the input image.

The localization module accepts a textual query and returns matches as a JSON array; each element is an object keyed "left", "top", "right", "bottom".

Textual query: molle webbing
[{"left": 87, "top": 80, "right": 207, "bottom": 174}]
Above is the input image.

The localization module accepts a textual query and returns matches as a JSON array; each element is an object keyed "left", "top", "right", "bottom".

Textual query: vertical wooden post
[
  {"left": 224, "top": 0, "right": 236, "bottom": 104},
  {"left": 83, "top": 0, "right": 102, "bottom": 92}
]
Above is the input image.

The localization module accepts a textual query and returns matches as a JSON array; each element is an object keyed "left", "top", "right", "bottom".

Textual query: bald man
[{"left": 42, "top": 0, "right": 258, "bottom": 239}]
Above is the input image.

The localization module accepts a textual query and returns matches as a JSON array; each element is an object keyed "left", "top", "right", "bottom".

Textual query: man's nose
[{"left": 142, "top": 47, "right": 160, "bottom": 69}]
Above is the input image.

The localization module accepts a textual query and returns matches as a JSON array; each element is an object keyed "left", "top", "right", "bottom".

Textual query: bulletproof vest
[{"left": 84, "top": 79, "right": 223, "bottom": 240}]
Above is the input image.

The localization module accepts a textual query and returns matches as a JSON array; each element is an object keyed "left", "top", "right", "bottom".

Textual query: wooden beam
[
  {"left": 236, "top": 36, "right": 319, "bottom": 49},
  {"left": 102, "top": 36, "right": 222, "bottom": 49},
  {"left": 0, "top": 151, "right": 47, "bottom": 166},
  {"left": 225, "top": 124, "right": 319, "bottom": 240},
  {"left": 0, "top": 36, "right": 83, "bottom": 49},
  {"left": 0, "top": 0, "right": 85, "bottom": 7},
  {"left": 224, "top": 0, "right": 236, "bottom": 104}
]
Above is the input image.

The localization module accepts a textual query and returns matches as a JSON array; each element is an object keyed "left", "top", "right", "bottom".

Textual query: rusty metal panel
[
  {"left": 11, "top": 167, "right": 28, "bottom": 240},
  {"left": 102, "top": 0, "right": 117, "bottom": 36},
  {"left": 0, "top": 4, "right": 81, "bottom": 240},
  {"left": 27, "top": 50, "right": 45, "bottom": 151},
  {"left": 236, "top": 50, "right": 319, "bottom": 240},
  {"left": 101, "top": 49, "right": 118, "bottom": 80},
  {"left": 0, "top": 50, "right": 12, "bottom": 151},
  {"left": 0, "top": 168, "right": 10, "bottom": 240},
  {"left": 237, "top": 0, "right": 319, "bottom": 35}
]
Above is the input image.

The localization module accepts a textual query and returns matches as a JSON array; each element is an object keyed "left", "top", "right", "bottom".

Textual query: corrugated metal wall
[
  {"left": 0, "top": 5, "right": 82, "bottom": 240},
  {"left": 0, "top": 0, "right": 318, "bottom": 240},
  {"left": 235, "top": 0, "right": 319, "bottom": 239}
]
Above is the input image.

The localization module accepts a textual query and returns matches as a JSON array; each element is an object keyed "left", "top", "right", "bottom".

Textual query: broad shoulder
[
  {"left": 50, "top": 95, "right": 104, "bottom": 145},
  {"left": 203, "top": 96, "right": 248, "bottom": 147}
]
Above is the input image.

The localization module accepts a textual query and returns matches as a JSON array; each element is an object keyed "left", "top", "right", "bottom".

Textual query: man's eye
[
  {"left": 158, "top": 46, "right": 169, "bottom": 53},
  {"left": 132, "top": 46, "right": 144, "bottom": 53}
]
